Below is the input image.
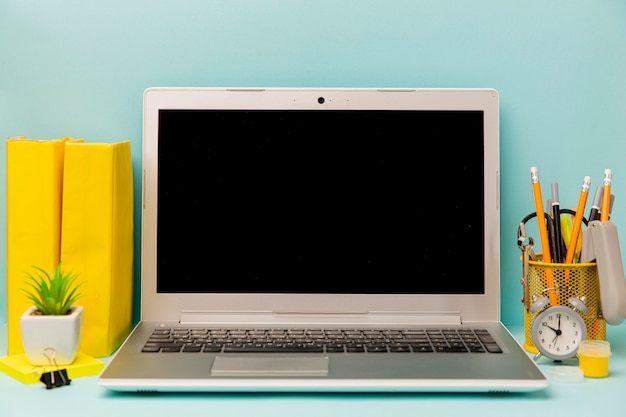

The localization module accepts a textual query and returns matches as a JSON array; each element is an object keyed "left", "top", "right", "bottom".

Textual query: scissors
[{"left": 517, "top": 209, "right": 587, "bottom": 264}]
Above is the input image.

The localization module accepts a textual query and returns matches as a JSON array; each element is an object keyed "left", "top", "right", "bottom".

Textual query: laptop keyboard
[{"left": 141, "top": 328, "right": 503, "bottom": 354}]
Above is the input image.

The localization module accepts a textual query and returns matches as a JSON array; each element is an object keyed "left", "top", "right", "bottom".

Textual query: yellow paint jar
[{"left": 578, "top": 340, "right": 611, "bottom": 378}]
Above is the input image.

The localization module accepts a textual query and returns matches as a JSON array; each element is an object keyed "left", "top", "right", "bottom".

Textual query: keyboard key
[
  {"left": 141, "top": 328, "right": 502, "bottom": 354},
  {"left": 224, "top": 345, "right": 324, "bottom": 353}
]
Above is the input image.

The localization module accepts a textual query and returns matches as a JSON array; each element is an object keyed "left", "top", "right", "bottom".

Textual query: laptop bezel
[{"left": 140, "top": 87, "right": 500, "bottom": 325}]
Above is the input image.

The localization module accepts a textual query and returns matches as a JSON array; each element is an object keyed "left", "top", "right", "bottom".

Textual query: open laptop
[{"left": 98, "top": 87, "right": 548, "bottom": 393}]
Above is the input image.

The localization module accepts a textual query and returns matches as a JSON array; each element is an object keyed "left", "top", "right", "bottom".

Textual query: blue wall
[{"left": 1, "top": 0, "right": 625, "bottom": 327}]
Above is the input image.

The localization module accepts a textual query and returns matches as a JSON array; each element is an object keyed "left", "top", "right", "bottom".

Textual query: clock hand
[
  {"left": 553, "top": 314, "right": 563, "bottom": 344},
  {"left": 549, "top": 320, "right": 562, "bottom": 345},
  {"left": 542, "top": 323, "right": 559, "bottom": 333}
]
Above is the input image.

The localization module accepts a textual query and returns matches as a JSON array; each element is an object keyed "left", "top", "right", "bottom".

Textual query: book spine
[
  {"left": 5, "top": 137, "right": 69, "bottom": 355},
  {"left": 60, "top": 141, "right": 134, "bottom": 357}
]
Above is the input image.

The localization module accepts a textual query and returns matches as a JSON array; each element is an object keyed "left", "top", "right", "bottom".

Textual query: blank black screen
[{"left": 157, "top": 109, "right": 484, "bottom": 294}]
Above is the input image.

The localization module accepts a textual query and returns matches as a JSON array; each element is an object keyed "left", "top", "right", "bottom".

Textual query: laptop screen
[{"left": 156, "top": 108, "right": 485, "bottom": 295}]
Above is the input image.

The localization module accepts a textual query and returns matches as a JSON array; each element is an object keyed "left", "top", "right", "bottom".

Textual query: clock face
[{"left": 531, "top": 305, "right": 587, "bottom": 360}]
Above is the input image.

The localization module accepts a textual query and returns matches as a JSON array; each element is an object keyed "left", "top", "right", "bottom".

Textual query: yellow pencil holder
[{"left": 521, "top": 257, "right": 606, "bottom": 354}]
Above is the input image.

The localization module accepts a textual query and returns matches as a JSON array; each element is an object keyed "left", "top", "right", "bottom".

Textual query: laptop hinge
[{"left": 179, "top": 310, "right": 462, "bottom": 326}]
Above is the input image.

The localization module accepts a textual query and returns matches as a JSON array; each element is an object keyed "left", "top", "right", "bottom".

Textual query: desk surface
[{"left": 2, "top": 323, "right": 625, "bottom": 416}]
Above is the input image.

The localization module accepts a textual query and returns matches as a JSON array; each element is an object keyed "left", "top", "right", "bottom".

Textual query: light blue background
[{"left": 1, "top": 0, "right": 625, "bottom": 328}]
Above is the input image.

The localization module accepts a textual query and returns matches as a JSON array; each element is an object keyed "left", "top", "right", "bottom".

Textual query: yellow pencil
[
  {"left": 565, "top": 176, "right": 591, "bottom": 264},
  {"left": 530, "top": 167, "right": 557, "bottom": 305},
  {"left": 600, "top": 169, "right": 612, "bottom": 222}
]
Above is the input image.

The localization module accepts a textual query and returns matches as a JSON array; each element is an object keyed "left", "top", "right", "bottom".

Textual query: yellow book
[
  {"left": 60, "top": 140, "right": 134, "bottom": 358},
  {"left": 5, "top": 137, "right": 82, "bottom": 355}
]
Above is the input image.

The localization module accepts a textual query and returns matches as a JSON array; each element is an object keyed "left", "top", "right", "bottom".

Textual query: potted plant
[{"left": 20, "top": 262, "right": 85, "bottom": 366}]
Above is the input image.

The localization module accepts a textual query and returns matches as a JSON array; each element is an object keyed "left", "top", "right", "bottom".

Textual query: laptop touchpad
[{"left": 210, "top": 356, "right": 329, "bottom": 376}]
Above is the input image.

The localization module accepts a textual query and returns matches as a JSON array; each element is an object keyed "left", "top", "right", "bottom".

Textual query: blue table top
[{"left": 2, "top": 323, "right": 626, "bottom": 416}]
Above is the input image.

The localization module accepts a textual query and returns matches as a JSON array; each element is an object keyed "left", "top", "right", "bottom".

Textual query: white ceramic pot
[{"left": 20, "top": 305, "right": 84, "bottom": 366}]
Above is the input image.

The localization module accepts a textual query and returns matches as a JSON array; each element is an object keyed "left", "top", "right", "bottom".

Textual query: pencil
[
  {"left": 530, "top": 167, "right": 557, "bottom": 305},
  {"left": 565, "top": 176, "right": 591, "bottom": 264},
  {"left": 530, "top": 168, "right": 552, "bottom": 263},
  {"left": 601, "top": 169, "right": 612, "bottom": 222}
]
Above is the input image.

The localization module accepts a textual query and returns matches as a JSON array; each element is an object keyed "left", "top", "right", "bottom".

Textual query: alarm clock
[{"left": 530, "top": 290, "right": 588, "bottom": 361}]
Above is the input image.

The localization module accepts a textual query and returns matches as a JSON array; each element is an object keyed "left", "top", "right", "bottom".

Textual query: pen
[
  {"left": 530, "top": 167, "right": 557, "bottom": 305},
  {"left": 565, "top": 176, "right": 591, "bottom": 264},
  {"left": 588, "top": 186, "right": 603, "bottom": 222},
  {"left": 546, "top": 198, "right": 560, "bottom": 261},
  {"left": 550, "top": 183, "right": 563, "bottom": 263},
  {"left": 601, "top": 169, "right": 612, "bottom": 222}
]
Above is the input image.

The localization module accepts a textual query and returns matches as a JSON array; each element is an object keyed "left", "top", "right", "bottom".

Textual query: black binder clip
[{"left": 39, "top": 348, "right": 71, "bottom": 389}]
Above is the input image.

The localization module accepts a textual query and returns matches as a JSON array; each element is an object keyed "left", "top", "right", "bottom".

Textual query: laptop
[{"left": 98, "top": 87, "right": 548, "bottom": 393}]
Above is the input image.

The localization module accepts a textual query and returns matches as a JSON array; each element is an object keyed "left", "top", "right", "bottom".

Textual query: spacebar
[{"left": 223, "top": 346, "right": 324, "bottom": 353}]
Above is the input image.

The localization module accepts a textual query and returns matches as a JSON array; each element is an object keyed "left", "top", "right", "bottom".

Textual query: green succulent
[{"left": 23, "top": 263, "right": 84, "bottom": 315}]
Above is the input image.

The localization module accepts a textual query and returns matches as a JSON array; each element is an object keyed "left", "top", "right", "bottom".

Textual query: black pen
[
  {"left": 550, "top": 183, "right": 563, "bottom": 262},
  {"left": 588, "top": 186, "right": 603, "bottom": 222}
]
